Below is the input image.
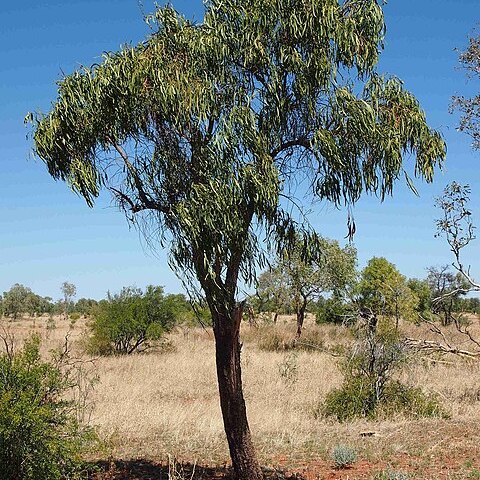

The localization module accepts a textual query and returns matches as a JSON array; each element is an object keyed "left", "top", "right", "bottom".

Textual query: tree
[
  {"left": 407, "top": 183, "right": 480, "bottom": 358},
  {"left": 406, "top": 278, "right": 432, "bottom": 316},
  {"left": 60, "top": 282, "right": 77, "bottom": 320},
  {"left": 451, "top": 33, "right": 479, "bottom": 149},
  {"left": 2, "top": 284, "right": 32, "bottom": 320},
  {"left": 275, "top": 235, "right": 357, "bottom": 337},
  {"left": 89, "top": 285, "right": 182, "bottom": 355},
  {"left": 29, "top": 3, "right": 445, "bottom": 478},
  {"left": 253, "top": 266, "right": 292, "bottom": 323},
  {"left": 358, "top": 257, "right": 418, "bottom": 328},
  {"left": 426, "top": 265, "right": 469, "bottom": 325}
]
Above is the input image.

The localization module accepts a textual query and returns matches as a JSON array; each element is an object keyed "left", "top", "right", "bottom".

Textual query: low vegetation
[{"left": 0, "top": 332, "right": 93, "bottom": 480}]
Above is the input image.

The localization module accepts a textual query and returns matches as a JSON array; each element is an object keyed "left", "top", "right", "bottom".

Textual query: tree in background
[
  {"left": 253, "top": 266, "right": 292, "bottom": 323},
  {"left": 2, "top": 284, "right": 33, "bottom": 320},
  {"left": 426, "top": 265, "right": 469, "bottom": 325},
  {"left": 406, "top": 278, "right": 432, "bottom": 317},
  {"left": 358, "top": 257, "right": 418, "bottom": 328},
  {"left": 29, "top": 2, "right": 446, "bottom": 477},
  {"left": 451, "top": 33, "right": 479, "bottom": 149},
  {"left": 74, "top": 298, "right": 98, "bottom": 317},
  {"left": 88, "top": 285, "right": 187, "bottom": 355},
  {"left": 60, "top": 282, "right": 77, "bottom": 320},
  {"left": 271, "top": 235, "right": 357, "bottom": 337}
]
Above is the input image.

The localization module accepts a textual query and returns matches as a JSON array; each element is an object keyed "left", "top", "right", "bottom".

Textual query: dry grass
[{"left": 2, "top": 315, "right": 480, "bottom": 478}]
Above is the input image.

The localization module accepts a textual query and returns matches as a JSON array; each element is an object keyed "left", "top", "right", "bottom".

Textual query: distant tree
[
  {"left": 253, "top": 267, "right": 292, "bottom": 323},
  {"left": 358, "top": 257, "right": 418, "bottom": 328},
  {"left": 29, "top": 2, "right": 446, "bottom": 477},
  {"left": 74, "top": 298, "right": 98, "bottom": 317},
  {"left": 280, "top": 236, "right": 357, "bottom": 337},
  {"left": 426, "top": 266, "right": 469, "bottom": 325},
  {"left": 451, "top": 33, "right": 479, "bottom": 149},
  {"left": 60, "top": 282, "right": 77, "bottom": 320},
  {"left": 2, "top": 284, "right": 32, "bottom": 320},
  {"left": 88, "top": 285, "right": 183, "bottom": 355}
]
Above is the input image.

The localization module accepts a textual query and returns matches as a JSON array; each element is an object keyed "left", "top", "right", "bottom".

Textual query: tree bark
[
  {"left": 295, "top": 296, "right": 308, "bottom": 338},
  {"left": 212, "top": 304, "right": 263, "bottom": 480}
]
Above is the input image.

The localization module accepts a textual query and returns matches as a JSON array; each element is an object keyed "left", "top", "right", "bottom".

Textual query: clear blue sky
[{"left": 1, "top": 1, "right": 478, "bottom": 301}]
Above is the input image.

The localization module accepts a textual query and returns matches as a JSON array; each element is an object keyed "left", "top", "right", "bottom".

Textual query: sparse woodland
[{"left": 2, "top": 0, "right": 479, "bottom": 479}]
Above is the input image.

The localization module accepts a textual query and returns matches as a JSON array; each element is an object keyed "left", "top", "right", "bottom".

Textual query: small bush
[
  {"left": 332, "top": 444, "right": 357, "bottom": 469},
  {"left": 322, "top": 377, "right": 446, "bottom": 421},
  {"left": 278, "top": 352, "right": 299, "bottom": 385},
  {"left": 0, "top": 334, "right": 92, "bottom": 480},
  {"left": 322, "top": 317, "right": 447, "bottom": 421},
  {"left": 374, "top": 470, "right": 410, "bottom": 480},
  {"left": 69, "top": 312, "right": 81, "bottom": 321}
]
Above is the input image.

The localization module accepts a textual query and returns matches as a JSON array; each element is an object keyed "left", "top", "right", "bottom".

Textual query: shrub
[
  {"left": 322, "top": 317, "right": 446, "bottom": 421},
  {"left": 0, "top": 334, "right": 91, "bottom": 480},
  {"left": 87, "top": 285, "right": 191, "bottom": 355},
  {"left": 331, "top": 444, "right": 357, "bottom": 469},
  {"left": 323, "top": 378, "right": 445, "bottom": 421},
  {"left": 374, "top": 471, "right": 410, "bottom": 480}
]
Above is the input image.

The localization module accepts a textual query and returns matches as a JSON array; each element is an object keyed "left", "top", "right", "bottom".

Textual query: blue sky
[{"left": 1, "top": 1, "right": 478, "bottom": 300}]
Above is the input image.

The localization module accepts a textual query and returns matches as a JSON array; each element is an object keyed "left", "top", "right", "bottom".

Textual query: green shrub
[
  {"left": 323, "top": 378, "right": 446, "bottom": 421},
  {"left": 332, "top": 444, "right": 357, "bottom": 469},
  {"left": 322, "top": 318, "right": 446, "bottom": 421},
  {"left": 0, "top": 334, "right": 91, "bottom": 480},
  {"left": 69, "top": 312, "right": 81, "bottom": 321},
  {"left": 87, "top": 285, "right": 191, "bottom": 355},
  {"left": 374, "top": 470, "right": 410, "bottom": 480}
]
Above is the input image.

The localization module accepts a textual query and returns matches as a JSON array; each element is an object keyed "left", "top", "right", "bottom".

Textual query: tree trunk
[
  {"left": 212, "top": 305, "right": 263, "bottom": 480},
  {"left": 295, "top": 297, "right": 308, "bottom": 338}
]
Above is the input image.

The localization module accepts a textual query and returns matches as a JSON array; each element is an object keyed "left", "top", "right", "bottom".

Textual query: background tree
[
  {"left": 407, "top": 183, "right": 480, "bottom": 358},
  {"left": 88, "top": 285, "right": 185, "bottom": 355},
  {"left": 358, "top": 257, "right": 419, "bottom": 329},
  {"left": 407, "top": 277, "right": 432, "bottom": 317},
  {"left": 426, "top": 265, "right": 469, "bottom": 325},
  {"left": 29, "top": 2, "right": 445, "bottom": 478},
  {"left": 253, "top": 266, "right": 293, "bottom": 323},
  {"left": 276, "top": 235, "right": 357, "bottom": 337},
  {"left": 451, "top": 33, "right": 479, "bottom": 149},
  {"left": 60, "top": 282, "right": 77, "bottom": 320},
  {"left": 2, "top": 284, "right": 32, "bottom": 320}
]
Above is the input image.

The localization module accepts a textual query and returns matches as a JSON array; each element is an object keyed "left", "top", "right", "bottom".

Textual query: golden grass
[{"left": 2, "top": 315, "right": 480, "bottom": 476}]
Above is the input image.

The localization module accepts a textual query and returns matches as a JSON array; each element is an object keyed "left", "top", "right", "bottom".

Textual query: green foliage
[
  {"left": 74, "top": 298, "right": 98, "bottom": 317},
  {"left": 0, "top": 334, "right": 90, "bottom": 480},
  {"left": 322, "top": 319, "right": 445, "bottom": 421},
  {"left": 331, "top": 445, "right": 357, "bottom": 469},
  {"left": 88, "top": 285, "right": 189, "bottom": 355},
  {"left": 358, "top": 257, "right": 419, "bottom": 323},
  {"left": 323, "top": 377, "right": 445, "bottom": 422},
  {"left": 315, "top": 296, "right": 354, "bottom": 324},
  {"left": 406, "top": 278, "right": 432, "bottom": 317},
  {"left": 278, "top": 235, "right": 357, "bottom": 316},
  {"left": 30, "top": 1, "right": 445, "bottom": 313},
  {"left": 2, "top": 284, "right": 54, "bottom": 319}
]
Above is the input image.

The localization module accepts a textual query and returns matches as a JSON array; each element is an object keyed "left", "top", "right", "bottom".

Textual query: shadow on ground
[{"left": 88, "top": 459, "right": 305, "bottom": 480}]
